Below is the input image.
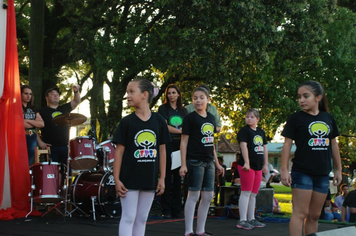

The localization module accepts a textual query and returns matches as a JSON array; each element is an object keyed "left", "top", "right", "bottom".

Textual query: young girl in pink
[{"left": 236, "top": 108, "right": 268, "bottom": 230}]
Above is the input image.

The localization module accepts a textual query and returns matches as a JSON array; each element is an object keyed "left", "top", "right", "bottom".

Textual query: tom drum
[{"left": 70, "top": 136, "right": 98, "bottom": 170}]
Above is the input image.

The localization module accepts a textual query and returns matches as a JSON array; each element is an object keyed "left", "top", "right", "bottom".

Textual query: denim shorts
[
  {"left": 186, "top": 159, "right": 215, "bottom": 191},
  {"left": 291, "top": 171, "right": 329, "bottom": 194}
]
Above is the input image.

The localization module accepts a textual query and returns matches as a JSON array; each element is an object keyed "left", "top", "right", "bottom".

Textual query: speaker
[
  {"left": 315, "top": 226, "right": 356, "bottom": 235},
  {"left": 256, "top": 188, "right": 274, "bottom": 213},
  {"left": 219, "top": 186, "right": 241, "bottom": 206}
]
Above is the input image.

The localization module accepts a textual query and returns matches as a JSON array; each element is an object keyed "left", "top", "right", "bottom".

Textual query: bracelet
[{"left": 74, "top": 90, "right": 78, "bottom": 93}]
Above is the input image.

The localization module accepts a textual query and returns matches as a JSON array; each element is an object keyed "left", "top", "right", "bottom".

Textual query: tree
[
  {"left": 15, "top": 0, "right": 356, "bottom": 146},
  {"left": 29, "top": 0, "right": 44, "bottom": 108}
]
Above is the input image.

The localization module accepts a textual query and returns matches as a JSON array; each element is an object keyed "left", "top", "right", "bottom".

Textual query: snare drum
[
  {"left": 30, "top": 162, "right": 63, "bottom": 203},
  {"left": 70, "top": 136, "right": 98, "bottom": 170},
  {"left": 96, "top": 140, "right": 116, "bottom": 167},
  {"left": 71, "top": 171, "right": 121, "bottom": 218}
]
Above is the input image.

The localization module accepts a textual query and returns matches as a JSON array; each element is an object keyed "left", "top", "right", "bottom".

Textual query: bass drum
[{"left": 71, "top": 171, "right": 121, "bottom": 218}]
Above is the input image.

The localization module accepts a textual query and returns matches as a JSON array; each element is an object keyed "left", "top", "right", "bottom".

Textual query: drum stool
[{"left": 34, "top": 146, "right": 51, "bottom": 163}]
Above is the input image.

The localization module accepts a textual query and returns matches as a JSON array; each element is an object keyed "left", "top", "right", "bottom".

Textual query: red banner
[{"left": 0, "top": 0, "right": 31, "bottom": 219}]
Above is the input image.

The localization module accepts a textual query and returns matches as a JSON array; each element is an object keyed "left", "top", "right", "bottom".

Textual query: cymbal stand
[
  {"left": 63, "top": 123, "right": 88, "bottom": 220},
  {"left": 25, "top": 170, "right": 35, "bottom": 218},
  {"left": 103, "top": 146, "right": 111, "bottom": 172}
]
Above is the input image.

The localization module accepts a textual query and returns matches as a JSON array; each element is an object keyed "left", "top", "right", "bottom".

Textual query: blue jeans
[
  {"left": 324, "top": 211, "right": 341, "bottom": 221},
  {"left": 26, "top": 134, "right": 37, "bottom": 166},
  {"left": 291, "top": 171, "right": 329, "bottom": 194},
  {"left": 186, "top": 159, "right": 215, "bottom": 191}
]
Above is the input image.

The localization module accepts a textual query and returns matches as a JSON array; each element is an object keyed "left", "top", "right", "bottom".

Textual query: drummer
[{"left": 37, "top": 85, "right": 81, "bottom": 164}]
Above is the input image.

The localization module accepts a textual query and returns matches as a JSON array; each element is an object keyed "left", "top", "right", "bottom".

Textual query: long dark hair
[
  {"left": 298, "top": 81, "right": 329, "bottom": 112},
  {"left": 163, "top": 84, "right": 186, "bottom": 116},
  {"left": 21, "top": 84, "right": 34, "bottom": 110}
]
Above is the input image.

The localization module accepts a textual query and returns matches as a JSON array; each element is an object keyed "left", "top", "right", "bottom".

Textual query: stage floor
[{"left": 0, "top": 210, "right": 353, "bottom": 236}]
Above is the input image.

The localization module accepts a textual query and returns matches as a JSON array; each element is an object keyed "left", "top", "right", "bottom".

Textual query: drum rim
[
  {"left": 70, "top": 136, "right": 91, "bottom": 141},
  {"left": 71, "top": 155, "right": 98, "bottom": 160},
  {"left": 96, "top": 140, "right": 114, "bottom": 150},
  {"left": 98, "top": 140, "right": 113, "bottom": 145},
  {"left": 31, "top": 162, "right": 62, "bottom": 166}
]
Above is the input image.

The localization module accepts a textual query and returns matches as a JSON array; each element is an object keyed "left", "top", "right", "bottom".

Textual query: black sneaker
[
  {"left": 196, "top": 233, "right": 213, "bottom": 236},
  {"left": 185, "top": 233, "right": 196, "bottom": 236}
]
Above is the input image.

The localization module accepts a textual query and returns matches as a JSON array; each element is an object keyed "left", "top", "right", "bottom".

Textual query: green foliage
[{"left": 15, "top": 0, "right": 356, "bottom": 149}]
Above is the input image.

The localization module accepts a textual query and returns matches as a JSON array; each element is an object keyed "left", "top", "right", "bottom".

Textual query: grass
[
  {"left": 272, "top": 184, "right": 292, "bottom": 193},
  {"left": 271, "top": 184, "right": 292, "bottom": 217}
]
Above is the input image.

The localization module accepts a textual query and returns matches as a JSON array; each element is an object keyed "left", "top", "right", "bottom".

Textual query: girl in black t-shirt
[
  {"left": 179, "top": 86, "right": 224, "bottom": 236},
  {"left": 112, "top": 78, "right": 170, "bottom": 236},
  {"left": 281, "top": 81, "right": 342, "bottom": 236},
  {"left": 236, "top": 108, "right": 268, "bottom": 230},
  {"left": 21, "top": 85, "right": 44, "bottom": 166},
  {"left": 158, "top": 84, "right": 187, "bottom": 218}
]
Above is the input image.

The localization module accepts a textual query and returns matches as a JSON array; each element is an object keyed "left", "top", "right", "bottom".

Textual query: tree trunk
[{"left": 29, "top": 0, "right": 44, "bottom": 109}]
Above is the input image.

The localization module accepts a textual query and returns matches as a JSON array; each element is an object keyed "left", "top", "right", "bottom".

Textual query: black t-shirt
[
  {"left": 282, "top": 111, "right": 339, "bottom": 176},
  {"left": 112, "top": 112, "right": 170, "bottom": 190},
  {"left": 343, "top": 190, "right": 356, "bottom": 222},
  {"left": 157, "top": 104, "right": 186, "bottom": 140},
  {"left": 23, "top": 106, "right": 36, "bottom": 121},
  {"left": 38, "top": 103, "right": 73, "bottom": 147},
  {"left": 182, "top": 111, "right": 216, "bottom": 162},
  {"left": 237, "top": 125, "right": 267, "bottom": 170}
]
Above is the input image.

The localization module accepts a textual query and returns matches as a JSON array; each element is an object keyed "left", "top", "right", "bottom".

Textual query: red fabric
[
  {"left": 0, "top": 0, "right": 31, "bottom": 216},
  {"left": 0, "top": 0, "right": 8, "bottom": 209},
  {"left": 0, "top": 208, "right": 41, "bottom": 220},
  {"left": 0, "top": 4, "right": 6, "bottom": 210},
  {"left": 231, "top": 161, "right": 238, "bottom": 170}
]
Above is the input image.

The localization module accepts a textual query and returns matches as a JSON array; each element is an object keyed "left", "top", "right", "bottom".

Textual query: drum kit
[{"left": 26, "top": 113, "right": 120, "bottom": 220}]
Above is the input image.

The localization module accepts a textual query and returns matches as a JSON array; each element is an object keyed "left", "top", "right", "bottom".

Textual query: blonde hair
[{"left": 246, "top": 108, "right": 260, "bottom": 118}]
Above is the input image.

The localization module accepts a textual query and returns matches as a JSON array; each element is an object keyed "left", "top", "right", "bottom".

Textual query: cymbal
[{"left": 52, "top": 113, "right": 87, "bottom": 126}]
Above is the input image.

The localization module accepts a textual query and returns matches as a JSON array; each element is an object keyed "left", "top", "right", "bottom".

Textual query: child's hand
[
  {"left": 216, "top": 165, "right": 225, "bottom": 177},
  {"left": 156, "top": 178, "right": 165, "bottom": 196},
  {"left": 179, "top": 165, "right": 188, "bottom": 177},
  {"left": 115, "top": 180, "right": 128, "bottom": 198},
  {"left": 262, "top": 165, "right": 268, "bottom": 175},
  {"left": 332, "top": 170, "right": 342, "bottom": 186},
  {"left": 242, "top": 163, "right": 250, "bottom": 171},
  {"left": 281, "top": 170, "right": 291, "bottom": 187}
]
